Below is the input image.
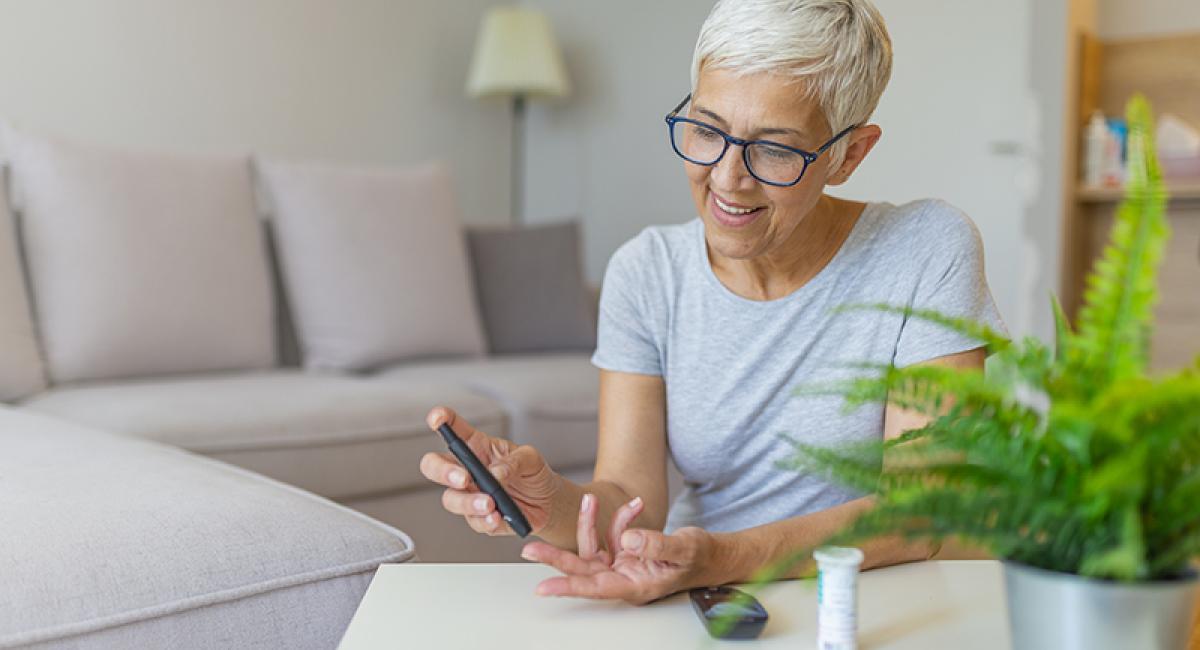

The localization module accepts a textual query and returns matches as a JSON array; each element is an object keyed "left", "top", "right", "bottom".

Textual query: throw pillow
[
  {"left": 258, "top": 159, "right": 487, "bottom": 371},
  {"left": 0, "top": 172, "right": 47, "bottom": 400},
  {"left": 7, "top": 129, "right": 276, "bottom": 383},
  {"left": 467, "top": 220, "right": 596, "bottom": 354}
]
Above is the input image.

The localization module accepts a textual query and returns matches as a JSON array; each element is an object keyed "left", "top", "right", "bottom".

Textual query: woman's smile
[{"left": 708, "top": 189, "right": 768, "bottom": 228}]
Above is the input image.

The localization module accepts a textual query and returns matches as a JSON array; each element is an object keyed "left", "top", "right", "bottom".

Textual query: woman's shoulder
[
  {"left": 865, "top": 198, "right": 982, "bottom": 249},
  {"left": 606, "top": 218, "right": 699, "bottom": 277}
]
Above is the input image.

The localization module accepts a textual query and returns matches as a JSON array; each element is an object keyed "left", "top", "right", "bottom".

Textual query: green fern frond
[
  {"left": 1071, "top": 94, "right": 1170, "bottom": 395},
  {"left": 1050, "top": 293, "right": 1073, "bottom": 364},
  {"left": 770, "top": 95, "right": 1200, "bottom": 582},
  {"left": 776, "top": 435, "right": 882, "bottom": 494},
  {"left": 832, "top": 303, "right": 1012, "bottom": 353},
  {"left": 1079, "top": 505, "right": 1147, "bottom": 580},
  {"left": 794, "top": 362, "right": 1036, "bottom": 428}
]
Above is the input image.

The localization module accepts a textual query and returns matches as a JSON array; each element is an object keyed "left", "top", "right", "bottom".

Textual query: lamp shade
[{"left": 466, "top": 6, "right": 569, "bottom": 99}]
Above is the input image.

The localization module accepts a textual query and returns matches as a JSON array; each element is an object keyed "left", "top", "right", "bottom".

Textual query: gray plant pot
[{"left": 1003, "top": 561, "right": 1198, "bottom": 650}]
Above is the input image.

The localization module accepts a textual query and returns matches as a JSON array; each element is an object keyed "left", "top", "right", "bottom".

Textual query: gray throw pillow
[{"left": 467, "top": 221, "right": 596, "bottom": 354}]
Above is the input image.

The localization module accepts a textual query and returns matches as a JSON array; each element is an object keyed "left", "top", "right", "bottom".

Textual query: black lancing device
[{"left": 437, "top": 423, "right": 532, "bottom": 538}]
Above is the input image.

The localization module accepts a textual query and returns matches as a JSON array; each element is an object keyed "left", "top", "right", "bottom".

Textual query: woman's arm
[
  {"left": 522, "top": 348, "right": 991, "bottom": 604},
  {"left": 534, "top": 369, "right": 670, "bottom": 551},
  {"left": 700, "top": 347, "right": 991, "bottom": 585}
]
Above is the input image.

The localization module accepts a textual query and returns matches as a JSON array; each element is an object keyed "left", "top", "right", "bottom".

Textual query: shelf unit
[
  {"left": 1062, "top": 24, "right": 1200, "bottom": 372},
  {"left": 1076, "top": 182, "right": 1200, "bottom": 203}
]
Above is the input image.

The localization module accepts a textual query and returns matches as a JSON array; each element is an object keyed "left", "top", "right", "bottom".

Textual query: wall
[
  {"left": 521, "top": 0, "right": 710, "bottom": 282},
  {"left": 0, "top": 0, "right": 511, "bottom": 225},
  {"left": 1098, "top": 0, "right": 1200, "bottom": 40},
  {"left": 1027, "top": 0, "right": 1072, "bottom": 342}
]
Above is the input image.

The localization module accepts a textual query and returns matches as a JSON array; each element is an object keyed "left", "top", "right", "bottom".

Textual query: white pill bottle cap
[{"left": 814, "top": 546, "right": 864, "bottom": 568}]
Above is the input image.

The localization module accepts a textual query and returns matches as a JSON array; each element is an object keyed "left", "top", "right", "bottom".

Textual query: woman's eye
[
  {"left": 760, "top": 147, "right": 794, "bottom": 160},
  {"left": 694, "top": 127, "right": 721, "bottom": 141}
]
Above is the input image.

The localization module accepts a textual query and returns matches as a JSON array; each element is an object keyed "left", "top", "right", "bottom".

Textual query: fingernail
[
  {"left": 581, "top": 493, "right": 592, "bottom": 512},
  {"left": 450, "top": 470, "right": 466, "bottom": 486},
  {"left": 492, "top": 465, "right": 509, "bottom": 481},
  {"left": 623, "top": 531, "right": 643, "bottom": 550},
  {"left": 628, "top": 496, "right": 642, "bottom": 509},
  {"left": 475, "top": 496, "right": 490, "bottom": 513},
  {"left": 521, "top": 547, "right": 535, "bottom": 561}
]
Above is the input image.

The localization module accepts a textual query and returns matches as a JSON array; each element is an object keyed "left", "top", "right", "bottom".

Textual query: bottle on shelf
[{"left": 1083, "top": 110, "right": 1108, "bottom": 188}]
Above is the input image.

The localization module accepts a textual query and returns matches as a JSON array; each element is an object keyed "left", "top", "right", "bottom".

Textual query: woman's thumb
[
  {"left": 622, "top": 530, "right": 682, "bottom": 562},
  {"left": 489, "top": 463, "right": 511, "bottom": 482}
]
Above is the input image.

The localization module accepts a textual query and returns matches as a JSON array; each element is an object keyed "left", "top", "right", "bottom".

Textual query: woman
[{"left": 420, "top": 0, "right": 1004, "bottom": 604}]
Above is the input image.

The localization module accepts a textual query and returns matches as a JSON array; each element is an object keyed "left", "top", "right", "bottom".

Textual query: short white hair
[{"left": 690, "top": 0, "right": 893, "bottom": 168}]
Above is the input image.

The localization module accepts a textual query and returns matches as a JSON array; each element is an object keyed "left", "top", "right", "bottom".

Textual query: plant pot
[{"left": 1003, "top": 561, "right": 1199, "bottom": 650}]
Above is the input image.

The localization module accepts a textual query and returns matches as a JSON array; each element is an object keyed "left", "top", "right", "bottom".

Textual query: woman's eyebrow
[
  {"left": 693, "top": 105, "right": 804, "bottom": 138},
  {"left": 695, "top": 105, "right": 729, "bottom": 127}
]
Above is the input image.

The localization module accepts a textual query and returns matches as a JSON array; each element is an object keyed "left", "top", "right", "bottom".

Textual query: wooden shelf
[{"left": 1077, "top": 181, "right": 1200, "bottom": 203}]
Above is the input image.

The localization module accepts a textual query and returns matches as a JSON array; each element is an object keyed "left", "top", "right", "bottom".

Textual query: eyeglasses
[{"left": 664, "top": 93, "right": 857, "bottom": 187}]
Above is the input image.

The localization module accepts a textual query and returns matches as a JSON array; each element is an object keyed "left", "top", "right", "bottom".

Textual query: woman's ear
[{"left": 825, "top": 124, "right": 882, "bottom": 186}]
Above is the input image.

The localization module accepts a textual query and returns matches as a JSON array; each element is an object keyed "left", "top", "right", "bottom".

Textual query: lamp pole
[{"left": 512, "top": 94, "right": 526, "bottom": 225}]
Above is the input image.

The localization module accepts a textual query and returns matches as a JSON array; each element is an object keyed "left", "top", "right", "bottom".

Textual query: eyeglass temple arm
[
  {"left": 666, "top": 93, "right": 692, "bottom": 119},
  {"left": 816, "top": 124, "right": 859, "bottom": 154}
]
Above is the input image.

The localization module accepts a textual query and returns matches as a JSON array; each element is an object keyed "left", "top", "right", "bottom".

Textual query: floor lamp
[{"left": 466, "top": 6, "right": 570, "bottom": 225}]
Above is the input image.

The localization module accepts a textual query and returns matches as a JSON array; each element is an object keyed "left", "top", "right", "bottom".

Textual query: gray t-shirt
[{"left": 590, "top": 199, "right": 1006, "bottom": 533}]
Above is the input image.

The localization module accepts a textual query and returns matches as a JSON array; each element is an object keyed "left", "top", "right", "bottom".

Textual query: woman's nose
[{"left": 710, "top": 144, "right": 758, "bottom": 191}]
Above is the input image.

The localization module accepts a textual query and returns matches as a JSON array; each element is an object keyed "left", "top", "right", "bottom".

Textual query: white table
[{"left": 338, "top": 560, "right": 1011, "bottom": 649}]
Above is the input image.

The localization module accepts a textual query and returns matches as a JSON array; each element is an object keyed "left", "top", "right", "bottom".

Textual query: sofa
[
  {"left": 0, "top": 125, "right": 603, "bottom": 647},
  {"left": 0, "top": 405, "right": 415, "bottom": 648}
]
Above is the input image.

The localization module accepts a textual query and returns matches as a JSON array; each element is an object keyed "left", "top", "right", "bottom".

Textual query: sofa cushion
[
  {"left": 377, "top": 352, "right": 598, "bottom": 468},
  {"left": 20, "top": 369, "right": 507, "bottom": 499},
  {"left": 6, "top": 129, "right": 275, "bottom": 383},
  {"left": 0, "top": 172, "right": 46, "bottom": 401},
  {"left": 466, "top": 220, "right": 597, "bottom": 354},
  {"left": 0, "top": 405, "right": 413, "bottom": 649},
  {"left": 258, "top": 159, "right": 487, "bottom": 371}
]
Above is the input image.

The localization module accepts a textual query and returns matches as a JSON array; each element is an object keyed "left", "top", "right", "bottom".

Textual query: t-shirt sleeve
[
  {"left": 590, "top": 234, "right": 664, "bottom": 376},
  {"left": 893, "top": 202, "right": 1008, "bottom": 368}
]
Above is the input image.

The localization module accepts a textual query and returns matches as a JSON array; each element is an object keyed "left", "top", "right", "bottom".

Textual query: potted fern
[{"left": 785, "top": 95, "right": 1199, "bottom": 650}]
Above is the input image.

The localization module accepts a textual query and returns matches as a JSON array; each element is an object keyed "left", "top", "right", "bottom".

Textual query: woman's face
[{"left": 684, "top": 68, "right": 851, "bottom": 262}]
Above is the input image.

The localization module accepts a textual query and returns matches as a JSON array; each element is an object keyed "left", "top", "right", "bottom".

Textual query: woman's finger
[
  {"left": 465, "top": 512, "right": 512, "bottom": 536},
  {"left": 535, "top": 572, "right": 635, "bottom": 600},
  {"left": 621, "top": 529, "right": 692, "bottom": 563},
  {"left": 442, "top": 488, "right": 494, "bottom": 517},
  {"left": 607, "top": 496, "right": 645, "bottom": 555},
  {"left": 426, "top": 406, "right": 500, "bottom": 463},
  {"left": 521, "top": 541, "right": 606, "bottom": 576},
  {"left": 576, "top": 493, "right": 602, "bottom": 561},
  {"left": 419, "top": 451, "right": 471, "bottom": 489}
]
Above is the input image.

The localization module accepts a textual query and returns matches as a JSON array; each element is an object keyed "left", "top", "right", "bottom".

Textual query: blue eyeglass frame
[{"left": 664, "top": 93, "right": 858, "bottom": 187}]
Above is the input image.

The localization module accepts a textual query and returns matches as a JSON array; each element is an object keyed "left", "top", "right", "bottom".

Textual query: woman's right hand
[{"left": 420, "top": 406, "right": 562, "bottom": 536}]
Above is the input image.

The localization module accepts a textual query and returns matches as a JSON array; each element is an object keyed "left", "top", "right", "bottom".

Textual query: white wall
[
  {"left": 1026, "top": 0, "right": 1071, "bottom": 342},
  {"left": 828, "top": 0, "right": 1067, "bottom": 341},
  {"left": 521, "top": 0, "right": 711, "bottom": 282},
  {"left": 1098, "top": 0, "right": 1200, "bottom": 39},
  {"left": 0, "top": 0, "right": 511, "bottom": 225}
]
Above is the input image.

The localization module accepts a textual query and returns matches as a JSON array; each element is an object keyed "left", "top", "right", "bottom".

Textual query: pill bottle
[{"left": 814, "top": 546, "right": 865, "bottom": 650}]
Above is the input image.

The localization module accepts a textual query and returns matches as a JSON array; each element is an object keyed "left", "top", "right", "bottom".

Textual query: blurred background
[{"left": 0, "top": 0, "right": 1195, "bottom": 366}]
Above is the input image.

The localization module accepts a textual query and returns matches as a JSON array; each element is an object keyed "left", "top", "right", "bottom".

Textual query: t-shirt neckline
[{"left": 696, "top": 202, "right": 878, "bottom": 307}]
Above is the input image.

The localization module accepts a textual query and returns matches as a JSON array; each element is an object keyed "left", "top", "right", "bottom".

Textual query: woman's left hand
[{"left": 520, "top": 492, "right": 721, "bottom": 605}]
